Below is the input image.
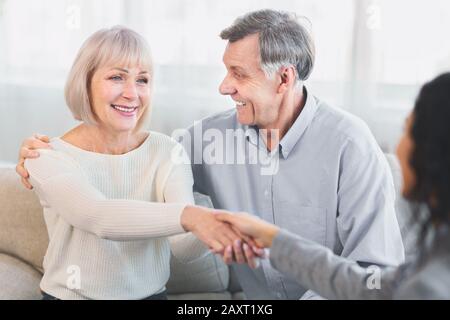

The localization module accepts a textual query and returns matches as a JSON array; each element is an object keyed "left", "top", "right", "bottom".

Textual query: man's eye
[{"left": 234, "top": 73, "right": 242, "bottom": 79}]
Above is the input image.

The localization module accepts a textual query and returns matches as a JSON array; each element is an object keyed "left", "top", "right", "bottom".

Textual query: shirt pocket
[{"left": 274, "top": 202, "right": 327, "bottom": 246}]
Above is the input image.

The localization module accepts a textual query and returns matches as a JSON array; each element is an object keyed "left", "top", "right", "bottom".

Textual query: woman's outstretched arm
[{"left": 25, "top": 149, "right": 241, "bottom": 252}]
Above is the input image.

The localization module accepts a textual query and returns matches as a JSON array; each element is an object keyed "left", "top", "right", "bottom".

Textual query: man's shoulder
[
  {"left": 315, "top": 100, "right": 372, "bottom": 138},
  {"left": 313, "top": 98, "right": 378, "bottom": 153}
]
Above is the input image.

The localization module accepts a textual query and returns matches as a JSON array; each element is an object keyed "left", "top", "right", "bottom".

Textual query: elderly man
[
  {"left": 177, "top": 9, "right": 404, "bottom": 300},
  {"left": 16, "top": 9, "right": 404, "bottom": 300}
]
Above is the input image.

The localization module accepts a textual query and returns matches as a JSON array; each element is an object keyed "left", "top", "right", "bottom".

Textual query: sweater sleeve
[
  {"left": 162, "top": 144, "right": 211, "bottom": 263},
  {"left": 270, "top": 229, "right": 408, "bottom": 300},
  {"left": 25, "top": 149, "right": 187, "bottom": 241}
]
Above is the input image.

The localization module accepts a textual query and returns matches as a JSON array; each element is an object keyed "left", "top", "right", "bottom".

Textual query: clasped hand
[{"left": 181, "top": 206, "right": 266, "bottom": 269}]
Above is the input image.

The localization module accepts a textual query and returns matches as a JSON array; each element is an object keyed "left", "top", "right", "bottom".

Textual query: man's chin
[{"left": 236, "top": 114, "right": 253, "bottom": 126}]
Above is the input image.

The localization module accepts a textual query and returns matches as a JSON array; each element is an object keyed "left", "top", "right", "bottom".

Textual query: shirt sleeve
[
  {"left": 336, "top": 140, "right": 405, "bottom": 267},
  {"left": 270, "top": 229, "right": 406, "bottom": 300},
  {"left": 25, "top": 149, "right": 188, "bottom": 241},
  {"left": 176, "top": 122, "right": 209, "bottom": 195}
]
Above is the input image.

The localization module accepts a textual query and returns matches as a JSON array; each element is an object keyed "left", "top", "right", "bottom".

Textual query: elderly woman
[
  {"left": 217, "top": 73, "right": 450, "bottom": 299},
  {"left": 16, "top": 26, "right": 251, "bottom": 300}
]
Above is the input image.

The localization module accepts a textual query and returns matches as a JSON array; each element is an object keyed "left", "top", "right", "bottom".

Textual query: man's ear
[{"left": 277, "top": 66, "right": 296, "bottom": 94}]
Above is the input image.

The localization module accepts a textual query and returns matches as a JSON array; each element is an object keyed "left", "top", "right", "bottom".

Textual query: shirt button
[{"left": 264, "top": 190, "right": 270, "bottom": 197}]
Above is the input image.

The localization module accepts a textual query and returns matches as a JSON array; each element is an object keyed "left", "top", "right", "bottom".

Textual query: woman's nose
[{"left": 122, "top": 81, "right": 139, "bottom": 100}]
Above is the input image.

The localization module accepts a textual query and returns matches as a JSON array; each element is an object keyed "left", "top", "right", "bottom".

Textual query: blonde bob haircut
[{"left": 65, "top": 26, "right": 153, "bottom": 132}]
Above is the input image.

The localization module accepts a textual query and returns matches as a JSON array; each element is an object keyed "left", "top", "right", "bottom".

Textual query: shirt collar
[
  {"left": 244, "top": 125, "right": 259, "bottom": 146},
  {"left": 242, "top": 87, "right": 319, "bottom": 157},
  {"left": 279, "top": 87, "right": 319, "bottom": 158}
]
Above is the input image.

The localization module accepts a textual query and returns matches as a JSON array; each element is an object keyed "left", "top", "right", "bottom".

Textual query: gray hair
[{"left": 220, "top": 9, "right": 315, "bottom": 82}]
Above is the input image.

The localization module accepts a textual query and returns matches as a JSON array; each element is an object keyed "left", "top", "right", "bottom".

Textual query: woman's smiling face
[{"left": 89, "top": 64, "right": 151, "bottom": 133}]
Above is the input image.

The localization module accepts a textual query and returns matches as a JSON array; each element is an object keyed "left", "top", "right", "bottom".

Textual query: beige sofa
[
  {"left": 0, "top": 154, "right": 415, "bottom": 300},
  {"left": 0, "top": 164, "right": 243, "bottom": 300}
]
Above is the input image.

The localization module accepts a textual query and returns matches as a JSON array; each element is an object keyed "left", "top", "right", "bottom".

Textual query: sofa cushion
[
  {"left": 0, "top": 167, "right": 49, "bottom": 271},
  {"left": 228, "top": 266, "right": 243, "bottom": 293},
  {"left": 167, "top": 192, "right": 231, "bottom": 294},
  {"left": 0, "top": 253, "right": 42, "bottom": 300},
  {"left": 166, "top": 249, "right": 230, "bottom": 294}
]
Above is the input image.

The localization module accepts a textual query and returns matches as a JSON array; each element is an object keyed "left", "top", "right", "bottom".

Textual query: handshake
[{"left": 180, "top": 205, "right": 280, "bottom": 269}]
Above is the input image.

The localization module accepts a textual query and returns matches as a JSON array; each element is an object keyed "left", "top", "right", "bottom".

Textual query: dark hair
[{"left": 409, "top": 72, "right": 450, "bottom": 245}]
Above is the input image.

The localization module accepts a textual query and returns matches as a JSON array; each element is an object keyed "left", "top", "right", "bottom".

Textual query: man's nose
[{"left": 219, "top": 74, "right": 236, "bottom": 96}]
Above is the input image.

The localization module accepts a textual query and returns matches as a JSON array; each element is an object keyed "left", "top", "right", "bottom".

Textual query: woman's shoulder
[
  {"left": 145, "top": 131, "right": 186, "bottom": 153},
  {"left": 24, "top": 145, "right": 81, "bottom": 182},
  {"left": 27, "top": 140, "right": 76, "bottom": 165},
  {"left": 142, "top": 131, "right": 190, "bottom": 168},
  {"left": 147, "top": 131, "right": 178, "bottom": 144}
]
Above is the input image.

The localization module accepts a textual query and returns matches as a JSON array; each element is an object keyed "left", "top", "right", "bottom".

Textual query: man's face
[{"left": 219, "top": 33, "right": 282, "bottom": 128}]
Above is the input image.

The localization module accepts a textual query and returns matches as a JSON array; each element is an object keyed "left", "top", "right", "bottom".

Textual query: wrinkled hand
[
  {"left": 180, "top": 206, "right": 265, "bottom": 268},
  {"left": 215, "top": 212, "right": 280, "bottom": 249},
  {"left": 16, "top": 133, "right": 51, "bottom": 189},
  {"left": 212, "top": 211, "right": 268, "bottom": 269},
  {"left": 180, "top": 205, "right": 244, "bottom": 253}
]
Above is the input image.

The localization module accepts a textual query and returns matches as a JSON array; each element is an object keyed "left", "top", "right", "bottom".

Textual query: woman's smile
[{"left": 110, "top": 104, "right": 139, "bottom": 117}]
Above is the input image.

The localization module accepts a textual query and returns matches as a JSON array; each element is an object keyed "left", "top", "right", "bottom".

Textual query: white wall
[{"left": 1, "top": 0, "right": 450, "bottom": 163}]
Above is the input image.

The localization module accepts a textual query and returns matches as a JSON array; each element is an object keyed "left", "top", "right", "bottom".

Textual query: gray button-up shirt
[{"left": 179, "top": 88, "right": 405, "bottom": 299}]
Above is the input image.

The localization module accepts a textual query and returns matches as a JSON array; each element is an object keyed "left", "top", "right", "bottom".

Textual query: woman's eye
[
  {"left": 137, "top": 78, "right": 148, "bottom": 84},
  {"left": 109, "top": 75, "right": 123, "bottom": 81}
]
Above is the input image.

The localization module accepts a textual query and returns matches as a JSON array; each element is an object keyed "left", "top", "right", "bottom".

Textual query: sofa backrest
[{"left": 0, "top": 167, "right": 48, "bottom": 271}]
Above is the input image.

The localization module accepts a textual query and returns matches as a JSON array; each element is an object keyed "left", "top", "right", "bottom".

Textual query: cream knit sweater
[{"left": 25, "top": 131, "right": 207, "bottom": 300}]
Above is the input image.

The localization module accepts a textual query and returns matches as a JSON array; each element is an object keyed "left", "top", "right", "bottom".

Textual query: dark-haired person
[{"left": 217, "top": 73, "right": 450, "bottom": 299}]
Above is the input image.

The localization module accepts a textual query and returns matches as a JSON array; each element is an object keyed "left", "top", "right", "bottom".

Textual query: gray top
[
  {"left": 270, "top": 227, "right": 450, "bottom": 299},
  {"left": 180, "top": 88, "right": 405, "bottom": 299}
]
